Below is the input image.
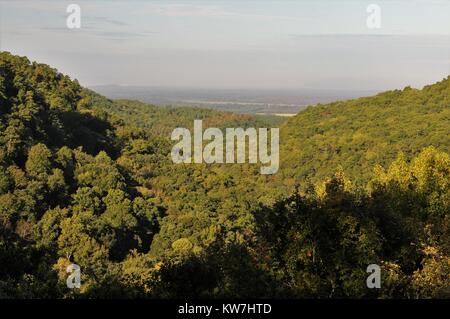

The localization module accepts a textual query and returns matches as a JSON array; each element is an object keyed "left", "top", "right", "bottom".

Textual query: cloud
[
  {"left": 140, "top": 3, "right": 311, "bottom": 21},
  {"left": 145, "top": 4, "right": 229, "bottom": 17},
  {"left": 289, "top": 34, "right": 399, "bottom": 39},
  {"left": 89, "top": 16, "right": 129, "bottom": 27},
  {"left": 37, "top": 26, "right": 155, "bottom": 42},
  {"left": 94, "top": 30, "right": 156, "bottom": 41}
]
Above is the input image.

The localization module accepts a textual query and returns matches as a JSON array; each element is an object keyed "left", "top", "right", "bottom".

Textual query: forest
[{"left": 0, "top": 52, "right": 448, "bottom": 298}]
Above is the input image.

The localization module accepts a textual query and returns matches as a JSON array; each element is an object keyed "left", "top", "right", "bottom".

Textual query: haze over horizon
[{"left": 0, "top": 0, "right": 449, "bottom": 91}]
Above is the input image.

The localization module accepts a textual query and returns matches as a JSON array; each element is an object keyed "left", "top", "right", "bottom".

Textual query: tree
[{"left": 25, "top": 143, "right": 52, "bottom": 179}]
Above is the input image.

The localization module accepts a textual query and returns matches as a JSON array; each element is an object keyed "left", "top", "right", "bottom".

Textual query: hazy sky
[{"left": 0, "top": 0, "right": 449, "bottom": 90}]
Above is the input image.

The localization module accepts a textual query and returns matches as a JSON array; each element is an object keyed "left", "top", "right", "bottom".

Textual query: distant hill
[
  {"left": 91, "top": 85, "right": 376, "bottom": 115},
  {"left": 276, "top": 77, "right": 450, "bottom": 187}
]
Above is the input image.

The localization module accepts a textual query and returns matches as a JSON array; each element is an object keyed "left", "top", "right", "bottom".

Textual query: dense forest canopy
[
  {"left": 0, "top": 52, "right": 448, "bottom": 298},
  {"left": 279, "top": 78, "right": 450, "bottom": 187}
]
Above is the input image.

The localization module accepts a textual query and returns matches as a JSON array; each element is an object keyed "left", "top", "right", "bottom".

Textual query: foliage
[{"left": 0, "top": 51, "right": 448, "bottom": 299}]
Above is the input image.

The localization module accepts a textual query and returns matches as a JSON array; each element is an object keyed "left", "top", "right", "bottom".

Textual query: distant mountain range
[{"left": 91, "top": 85, "right": 378, "bottom": 115}]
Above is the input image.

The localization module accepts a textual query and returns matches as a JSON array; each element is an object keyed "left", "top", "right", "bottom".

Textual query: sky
[{"left": 0, "top": 0, "right": 449, "bottom": 90}]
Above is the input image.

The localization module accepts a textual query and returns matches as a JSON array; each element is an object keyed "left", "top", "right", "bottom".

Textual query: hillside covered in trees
[
  {"left": 278, "top": 78, "right": 449, "bottom": 187},
  {"left": 0, "top": 52, "right": 448, "bottom": 298}
]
